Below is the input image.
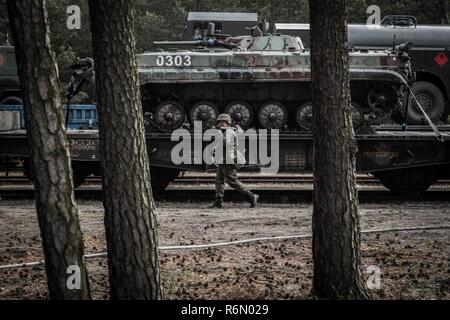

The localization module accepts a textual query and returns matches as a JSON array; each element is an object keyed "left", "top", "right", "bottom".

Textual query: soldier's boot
[
  {"left": 209, "top": 197, "right": 223, "bottom": 209},
  {"left": 245, "top": 191, "right": 259, "bottom": 208}
]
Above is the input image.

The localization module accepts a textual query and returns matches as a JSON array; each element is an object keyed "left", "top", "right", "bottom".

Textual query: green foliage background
[{"left": 0, "top": 0, "right": 448, "bottom": 102}]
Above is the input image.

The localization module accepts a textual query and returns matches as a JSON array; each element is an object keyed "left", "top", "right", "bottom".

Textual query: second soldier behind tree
[{"left": 210, "top": 114, "right": 259, "bottom": 208}]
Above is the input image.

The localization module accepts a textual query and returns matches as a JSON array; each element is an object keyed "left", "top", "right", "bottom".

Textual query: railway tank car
[
  {"left": 274, "top": 15, "right": 450, "bottom": 125},
  {"left": 137, "top": 25, "right": 414, "bottom": 133}
]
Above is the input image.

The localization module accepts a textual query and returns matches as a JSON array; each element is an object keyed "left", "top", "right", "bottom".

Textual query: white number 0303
[{"left": 156, "top": 55, "right": 192, "bottom": 67}]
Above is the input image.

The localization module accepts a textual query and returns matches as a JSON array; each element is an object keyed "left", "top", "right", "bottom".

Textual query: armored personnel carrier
[{"left": 137, "top": 25, "right": 414, "bottom": 133}]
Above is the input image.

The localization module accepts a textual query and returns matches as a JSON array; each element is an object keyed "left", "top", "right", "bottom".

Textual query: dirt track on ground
[{"left": 0, "top": 199, "right": 449, "bottom": 299}]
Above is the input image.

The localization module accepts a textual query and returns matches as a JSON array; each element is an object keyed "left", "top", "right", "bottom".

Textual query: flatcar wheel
[
  {"left": 23, "top": 158, "right": 90, "bottom": 189},
  {"left": 150, "top": 167, "right": 180, "bottom": 198},
  {"left": 224, "top": 101, "right": 254, "bottom": 129},
  {"left": 296, "top": 102, "right": 313, "bottom": 132},
  {"left": 22, "top": 158, "right": 32, "bottom": 181},
  {"left": 189, "top": 101, "right": 219, "bottom": 129},
  {"left": 154, "top": 100, "right": 185, "bottom": 132},
  {"left": 72, "top": 171, "right": 90, "bottom": 189},
  {"left": 0, "top": 96, "right": 23, "bottom": 105},
  {"left": 373, "top": 167, "right": 437, "bottom": 196},
  {"left": 69, "top": 162, "right": 95, "bottom": 189},
  {"left": 258, "top": 101, "right": 287, "bottom": 129}
]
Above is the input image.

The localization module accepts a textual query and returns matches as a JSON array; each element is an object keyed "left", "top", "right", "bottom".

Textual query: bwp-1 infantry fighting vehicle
[{"left": 137, "top": 24, "right": 414, "bottom": 133}]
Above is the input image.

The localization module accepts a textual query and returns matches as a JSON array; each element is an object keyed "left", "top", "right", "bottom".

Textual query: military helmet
[{"left": 217, "top": 113, "right": 232, "bottom": 125}]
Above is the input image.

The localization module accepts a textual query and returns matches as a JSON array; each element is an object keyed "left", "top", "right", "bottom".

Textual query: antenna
[
  {"left": 5, "top": 32, "right": 10, "bottom": 45},
  {"left": 392, "top": 34, "right": 396, "bottom": 51}
]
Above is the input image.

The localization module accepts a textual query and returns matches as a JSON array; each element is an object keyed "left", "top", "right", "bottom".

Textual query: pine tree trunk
[
  {"left": 7, "top": 0, "right": 90, "bottom": 299},
  {"left": 88, "top": 0, "right": 163, "bottom": 299},
  {"left": 309, "top": 0, "right": 370, "bottom": 299},
  {"left": 438, "top": 0, "right": 449, "bottom": 24}
]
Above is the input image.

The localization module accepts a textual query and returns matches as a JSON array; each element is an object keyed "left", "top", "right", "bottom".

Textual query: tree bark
[
  {"left": 88, "top": 0, "right": 163, "bottom": 299},
  {"left": 309, "top": 0, "right": 370, "bottom": 299},
  {"left": 7, "top": 0, "right": 90, "bottom": 299}
]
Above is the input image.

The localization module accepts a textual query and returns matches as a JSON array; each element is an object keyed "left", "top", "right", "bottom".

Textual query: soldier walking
[{"left": 210, "top": 114, "right": 259, "bottom": 208}]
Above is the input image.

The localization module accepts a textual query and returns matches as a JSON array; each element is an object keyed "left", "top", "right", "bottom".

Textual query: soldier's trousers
[{"left": 215, "top": 165, "right": 248, "bottom": 198}]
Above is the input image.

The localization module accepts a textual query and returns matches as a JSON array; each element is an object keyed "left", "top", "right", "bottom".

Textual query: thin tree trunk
[
  {"left": 88, "top": 0, "right": 163, "bottom": 299},
  {"left": 7, "top": 0, "right": 90, "bottom": 299},
  {"left": 438, "top": 0, "right": 449, "bottom": 24},
  {"left": 309, "top": 0, "right": 370, "bottom": 299}
]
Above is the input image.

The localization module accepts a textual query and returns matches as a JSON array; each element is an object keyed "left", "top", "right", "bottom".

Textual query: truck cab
[{"left": 0, "top": 46, "right": 21, "bottom": 105}]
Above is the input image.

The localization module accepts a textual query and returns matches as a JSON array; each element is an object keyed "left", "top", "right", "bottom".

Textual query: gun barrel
[
  {"left": 153, "top": 40, "right": 204, "bottom": 46},
  {"left": 153, "top": 39, "right": 236, "bottom": 50}
]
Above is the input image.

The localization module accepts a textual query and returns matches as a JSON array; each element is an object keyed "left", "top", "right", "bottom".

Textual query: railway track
[
  {"left": 2, "top": 171, "right": 450, "bottom": 201},
  {"left": 2, "top": 173, "right": 450, "bottom": 185},
  {"left": 1, "top": 186, "right": 450, "bottom": 202},
  {"left": 174, "top": 174, "right": 379, "bottom": 185},
  {"left": 0, "top": 174, "right": 379, "bottom": 185}
]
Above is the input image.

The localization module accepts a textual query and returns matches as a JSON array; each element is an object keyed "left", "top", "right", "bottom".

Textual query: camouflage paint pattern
[{"left": 137, "top": 35, "right": 411, "bottom": 85}]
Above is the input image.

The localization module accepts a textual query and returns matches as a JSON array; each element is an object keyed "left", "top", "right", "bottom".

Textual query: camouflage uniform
[
  {"left": 210, "top": 114, "right": 258, "bottom": 208},
  {"left": 215, "top": 164, "right": 248, "bottom": 199}
]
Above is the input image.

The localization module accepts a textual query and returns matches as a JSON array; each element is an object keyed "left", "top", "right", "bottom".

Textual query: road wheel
[
  {"left": 224, "top": 101, "right": 254, "bottom": 129},
  {"left": 350, "top": 103, "right": 364, "bottom": 132},
  {"left": 258, "top": 101, "right": 288, "bottom": 129},
  {"left": 296, "top": 102, "right": 363, "bottom": 132},
  {"left": 296, "top": 102, "right": 313, "bottom": 132},
  {"left": 189, "top": 101, "right": 219, "bottom": 129},
  {"left": 154, "top": 100, "right": 185, "bottom": 132}
]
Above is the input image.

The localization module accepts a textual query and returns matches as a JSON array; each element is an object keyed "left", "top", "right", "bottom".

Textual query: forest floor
[{"left": 0, "top": 199, "right": 449, "bottom": 300}]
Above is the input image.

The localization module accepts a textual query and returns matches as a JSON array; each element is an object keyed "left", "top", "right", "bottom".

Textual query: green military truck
[
  {"left": 275, "top": 16, "right": 450, "bottom": 125},
  {"left": 0, "top": 45, "right": 21, "bottom": 105}
]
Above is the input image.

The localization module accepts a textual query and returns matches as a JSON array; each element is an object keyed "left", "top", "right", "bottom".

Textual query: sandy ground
[{"left": 0, "top": 199, "right": 449, "bottom": 300}]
